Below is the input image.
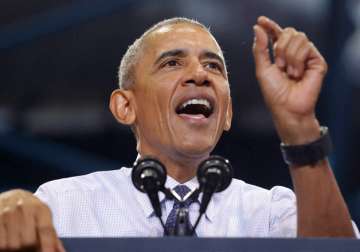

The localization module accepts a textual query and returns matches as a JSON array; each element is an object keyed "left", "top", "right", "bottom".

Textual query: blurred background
[{"left": 1, "top": 0, "right": 360, "bottom": 223}]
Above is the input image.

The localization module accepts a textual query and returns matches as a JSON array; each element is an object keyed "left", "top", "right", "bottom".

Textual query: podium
[{"left": 61, "top": 237, "right": 360, "bottom": 252}]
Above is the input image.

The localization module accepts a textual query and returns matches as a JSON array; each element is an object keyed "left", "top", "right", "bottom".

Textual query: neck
[
  {"left": 162, "top": 154, "right": 203, "bottom": 183},
  {"left": 138, "top": 146, "right": 208, "bottom": 183}
]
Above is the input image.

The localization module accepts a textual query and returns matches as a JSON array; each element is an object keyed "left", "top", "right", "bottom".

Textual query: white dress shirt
[{"left": 34, "top": 167, "right": 359, "bottom": 238}]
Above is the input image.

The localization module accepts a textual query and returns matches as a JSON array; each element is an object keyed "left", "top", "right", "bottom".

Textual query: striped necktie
[{"left": 164, "top": 185, "right": 197, "bottom": 236}]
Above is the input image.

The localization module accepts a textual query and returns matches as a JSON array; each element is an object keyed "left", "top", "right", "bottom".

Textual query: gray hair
[{"left": 117, "top": 17, "right": 214, "bottom": 90}]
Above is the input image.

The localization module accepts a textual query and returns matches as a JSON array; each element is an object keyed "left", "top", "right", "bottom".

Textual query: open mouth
[{"left": 175, "top": 98, "right": 214, "bottom": 118}]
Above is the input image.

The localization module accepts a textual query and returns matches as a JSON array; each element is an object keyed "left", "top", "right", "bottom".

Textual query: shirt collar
[{"left": 133, "top": 172, "right": 219, "bottom": 222}]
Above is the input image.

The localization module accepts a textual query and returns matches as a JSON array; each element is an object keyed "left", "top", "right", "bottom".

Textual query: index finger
[{"left": 257, "top": 16, "right": 283, "bottom": 41}]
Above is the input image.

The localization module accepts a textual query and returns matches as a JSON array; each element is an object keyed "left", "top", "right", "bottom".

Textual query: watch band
[{"left": 280, "top": 126, "right": 333, "bottom": 166}]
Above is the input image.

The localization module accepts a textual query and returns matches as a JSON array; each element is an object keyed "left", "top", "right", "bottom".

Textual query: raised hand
[
  {"left": 0, "top": 189, "right": 65, "bottom": 252},
  {"left": 252, "top": 17, "right": 356, "bottom": 237},
  {"left": 252, "top": 16, "right": 327, "bottom": 144}
]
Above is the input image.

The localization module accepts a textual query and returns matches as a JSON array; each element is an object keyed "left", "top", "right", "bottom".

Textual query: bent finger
[
  {"left": 56, "top": 238, "right": 66, "bottom": 252},
  {"left": 3, "top": 207, "right": 22, "bottom": 250},
  {"left": 293, "top": 42, "right": 312, "bottom": 78},
  {"left": 35, "top": 205, "right": 59, "bottom": 252},
  {"left": 19, "top": 203, "right": 38, "bottom": 249},
  {"left": 273, "top": 29, "right": 294, "bottom": 69},
  {"left": 0, "top": 216, "right": 7, "bottom": 249},
  {"left": 37, "top": 226, "right": 58, "bottom": 252},
  {"left": 257, "top": 16, "right": 283, "bottom": 41},
  {"left": 285, "top": 33, "right": 308, "bottom": 78}
]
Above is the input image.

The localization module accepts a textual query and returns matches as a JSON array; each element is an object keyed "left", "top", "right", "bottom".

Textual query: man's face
[{"left": 132, "top": 23, "right": 232, "bottom": 159}]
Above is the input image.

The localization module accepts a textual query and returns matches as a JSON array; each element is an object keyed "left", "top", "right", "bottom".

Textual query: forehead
[{"left": 143, "top": 23, "right": 223, "bottom": 58}]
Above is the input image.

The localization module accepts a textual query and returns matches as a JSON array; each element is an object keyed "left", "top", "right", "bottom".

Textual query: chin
[{"left": 175, "top": 136, "right": 216, "bottom": 157}]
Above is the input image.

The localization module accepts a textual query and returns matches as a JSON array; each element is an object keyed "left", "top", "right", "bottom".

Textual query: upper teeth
[{"left": 180, "top": 98, "right": 211, "bottom": 109}]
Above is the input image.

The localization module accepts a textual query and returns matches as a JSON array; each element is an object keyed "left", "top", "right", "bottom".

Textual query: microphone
[
  {"left": 197, "top": 155, "right": 233, "bottom": 214},
  {"left": 131, "top": 157, "right": 167, "bottom": 218}
]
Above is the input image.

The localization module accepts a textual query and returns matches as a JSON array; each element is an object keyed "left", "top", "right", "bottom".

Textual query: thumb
[
  {"left": 57, "top": 238, "right": 67, "bottom": 252},
  {"left": 252, "top": 25, "right": 272, "bottom": 73}
]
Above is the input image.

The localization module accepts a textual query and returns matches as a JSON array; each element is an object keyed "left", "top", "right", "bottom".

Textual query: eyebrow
[
  {"left": 154, "top": 48, "right": 225, "bottom": 69},
  {"left": 154, "top": 49, "right": 188, "bottom": 65}
]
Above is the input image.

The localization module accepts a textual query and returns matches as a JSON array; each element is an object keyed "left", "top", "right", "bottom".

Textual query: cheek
[
  {"left": 136, "top": 88, "right": 172, "bottom": 130},
  {"left": 218, "top": 85, "right": 231, "bottom": 108},
  {"left": 155, "top": 71, "right": 184, "bottom": 88},
  {"left": 134, "top": 90, "right": 158, "bottom": 124},
  {"left": 216, "top": 86, "right": 231, "bottom": 126}
]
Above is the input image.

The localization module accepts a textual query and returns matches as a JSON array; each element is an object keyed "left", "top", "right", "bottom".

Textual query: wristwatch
[{"left": 280, "top": 126, "right": 333, "bottom": 166}]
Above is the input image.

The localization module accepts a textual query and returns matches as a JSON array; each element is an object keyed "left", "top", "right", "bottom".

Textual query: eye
[
  {"left": 163, "top": 59, "right": 180, "bottom": 67},
  {"left": 205, "top": 62, "right": 222, "bottom": 72}
]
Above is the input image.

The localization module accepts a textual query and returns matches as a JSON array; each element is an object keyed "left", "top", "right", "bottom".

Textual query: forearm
[
  {"left": 274, "top": 117, "right": 355, "bottom": 237},
  {"left": 290, "top": 159, "right": 355, "bottom": 237}
]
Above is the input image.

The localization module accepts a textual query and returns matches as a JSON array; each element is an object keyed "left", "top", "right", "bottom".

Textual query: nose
[{"left": 183, "top": 62, "right": 210, "bottom": 87}]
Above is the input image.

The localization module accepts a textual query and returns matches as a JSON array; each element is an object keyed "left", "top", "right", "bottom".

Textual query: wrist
[{"left": 273, "top": 114, "right": 321, "bottom": 145}]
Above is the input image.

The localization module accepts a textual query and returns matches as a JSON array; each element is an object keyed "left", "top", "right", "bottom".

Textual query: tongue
[{"left": 178, "top": 113, "right": 206, "bottom": 119}]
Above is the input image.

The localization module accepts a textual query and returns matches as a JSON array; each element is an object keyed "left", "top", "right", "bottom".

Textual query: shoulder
[
  {"left": 208, "top": 178, "right": 297, "bottom": 237},
  {"left": 35, "top": 167, "right": 132, "bottom": 196},
  {"left": 221, "top": 178, "right": 296, "bottom": 212},
  {"left": 226, "top": 178, "right": 295, "bottom": 199}
]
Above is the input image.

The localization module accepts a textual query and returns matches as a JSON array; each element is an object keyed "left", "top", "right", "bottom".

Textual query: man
[{"left": 0, "top": 16, "right": 357, "bottom": 251}]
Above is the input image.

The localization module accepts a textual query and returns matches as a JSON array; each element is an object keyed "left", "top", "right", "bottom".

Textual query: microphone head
[
  {"left": 132, "top": 157, "right": 167, "bottom": 193},
  {"left": 197, "top": 155, "right": 233, "bottom": 192}
]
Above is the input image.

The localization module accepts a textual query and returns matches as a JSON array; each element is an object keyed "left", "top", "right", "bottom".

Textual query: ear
[
  {"left": 109, "top": 89, "right": 136, "bottom": 125},
  {"left": 224, "top": 97, "right": 233, "bottom": 131}
]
